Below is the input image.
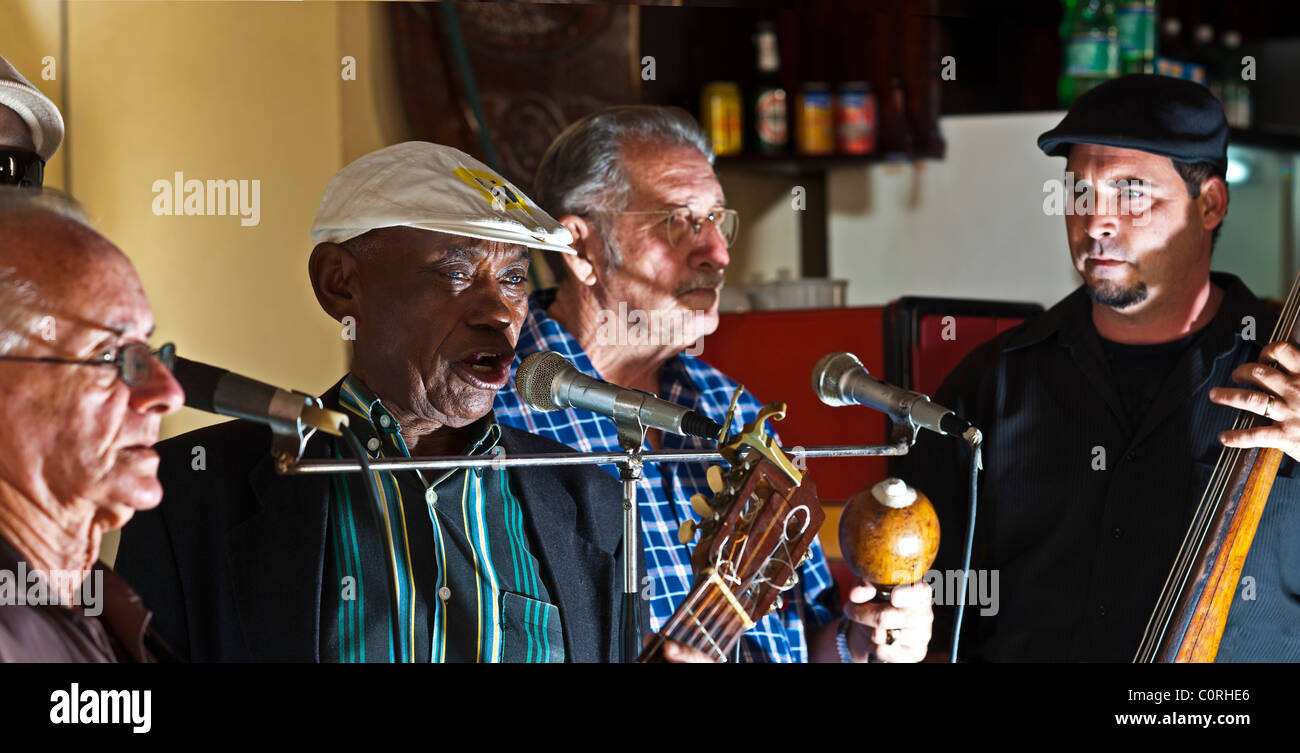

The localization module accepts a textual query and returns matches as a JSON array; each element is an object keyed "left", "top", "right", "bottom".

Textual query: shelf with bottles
[{"left": 714, "top": 150, "right": 916, "bottom": 177}]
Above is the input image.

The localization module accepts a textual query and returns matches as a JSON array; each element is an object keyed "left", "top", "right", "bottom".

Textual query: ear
[
  {"left": 1198, "top": 175, "right": 1229, "bottom": 235},
  {"left": 555, "top": 214, "right": 601, "bottom": 287},
  {"left": 308, "top": 242, "right": 362, "bottom": 322}
]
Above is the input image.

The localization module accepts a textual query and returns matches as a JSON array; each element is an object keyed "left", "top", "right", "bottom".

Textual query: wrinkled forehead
[
  {"left": 1, "top": 211, "right": 154, "bottom": 343},
  {"left": 361, "top": 225, "right": 531, "bottom": 266},
  {"left": 620, "top": 141, "right": 725, "bottom": 210},
  {"left": 1064, "top": 142, "right": 1178, "bottom": 183}
]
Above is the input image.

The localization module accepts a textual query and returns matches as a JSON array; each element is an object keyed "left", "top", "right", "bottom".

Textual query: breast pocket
[{"left": 500, "top": 591, "right": 565, "bottom": 663}]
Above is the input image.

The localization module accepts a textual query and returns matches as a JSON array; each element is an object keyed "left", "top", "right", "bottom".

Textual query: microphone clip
[{"left": 271, "top": 392, "right": 349, "bottom": 473}]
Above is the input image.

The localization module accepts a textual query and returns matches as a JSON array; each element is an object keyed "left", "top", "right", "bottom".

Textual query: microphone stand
[
  {"left": 616, "top": 442, "right": 645, "bottom": 664},
  {"left": 281, "top": 442, "right": 912, "bottom": 663},
  {"left": 609, "top": 385, "right": 653, "bottom": 663}
]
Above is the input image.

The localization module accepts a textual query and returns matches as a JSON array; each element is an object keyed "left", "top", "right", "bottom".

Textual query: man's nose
[
  {"left": 464, "top": 282, "right": 518, "bottom": 330},
  {"left": 1084, "top": 203, "right": 1119, "bottom": 240},
  {"left": 690, "top": 220, "right": 730, "bottom": 272},
  {"left": 128, "top": 354, "right": 185, "bottom": 417}
]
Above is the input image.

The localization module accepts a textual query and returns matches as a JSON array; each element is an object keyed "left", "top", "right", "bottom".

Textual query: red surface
[
  {"left": 702, "top": 306, "right": 888, "bottom": 503},
  {"left": 911, "top": 314, "right": 1026, "bottom": 397}
]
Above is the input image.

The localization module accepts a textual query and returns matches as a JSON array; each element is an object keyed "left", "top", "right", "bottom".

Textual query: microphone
[
  {"left": 812, "top": 352, "right": 971, "bottom": 437},
  {"left": 172, "top": 356, "right": 347, "bottom": 437},
  {"left": 516, "top": 351, "right": 723, "bottom": 440}
]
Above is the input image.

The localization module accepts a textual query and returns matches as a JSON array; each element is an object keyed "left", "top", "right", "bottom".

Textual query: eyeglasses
[
  {"left": 610, "top": 206, "right": 739, "bottom": 249},
  {"left": 0, "top": 149, "right": 45, "bottom": 187},
  {"left": 0, "top": 342, "right": 176, "bottom": 387}
]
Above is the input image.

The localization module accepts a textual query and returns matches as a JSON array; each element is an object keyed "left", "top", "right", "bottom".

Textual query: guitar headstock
[{"left": 677, "top": 399, "right": 824, "bottom": 635}]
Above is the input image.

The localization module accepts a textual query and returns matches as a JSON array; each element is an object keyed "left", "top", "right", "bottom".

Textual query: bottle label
[
  {"left": 756, "top": 89, "right": 788, "bottom": 146},
  {"left": 1117, "top": 6, "right": 1155, "bottom": 56},
  {"left": 1066, "top": 33, "right": 1120, "bottom": 75}
]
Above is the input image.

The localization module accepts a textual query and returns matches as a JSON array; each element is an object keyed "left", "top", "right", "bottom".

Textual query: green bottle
[
  {"left": 1116, "top": 0, "right": 1157, "bottom": 74},
  {"left": 1061, "top": 0, "right": 1119, "bottom": 107}
]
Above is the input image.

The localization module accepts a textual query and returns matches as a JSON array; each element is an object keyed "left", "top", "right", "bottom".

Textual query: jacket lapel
[{"left": 225, "top": 387, "right": 342, "bottom": 662}]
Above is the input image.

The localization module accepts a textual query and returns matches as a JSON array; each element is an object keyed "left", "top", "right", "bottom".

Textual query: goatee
[{"left": 1087, "top": 279, "right": 1148, "bottom": 309}]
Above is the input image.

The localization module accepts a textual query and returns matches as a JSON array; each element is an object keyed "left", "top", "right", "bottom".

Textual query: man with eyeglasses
[
  {"left": 493, "top": 105, "right": 934, "bottom": 662},
  {"left": 0, "top": 187, "right": 185, "bottom": 661},
  {"left": 0, "top": 56, "right": 63, "bottom": 187}
]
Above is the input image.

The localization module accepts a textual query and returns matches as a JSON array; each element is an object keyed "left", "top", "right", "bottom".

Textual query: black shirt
[
  {"left": 898, "top": 272, "right": 1300, "bottom": 661},
  {"left": 1101, "top": 332, "right": 1200, "bottom": 427}
]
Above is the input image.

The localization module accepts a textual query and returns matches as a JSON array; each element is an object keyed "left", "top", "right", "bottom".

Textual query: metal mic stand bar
[
  {"left": 280, "top": 440, "right": 908, "bottom": 662},
  {"left": 278, "top": 443, "right": 910, "bottom": 475}
]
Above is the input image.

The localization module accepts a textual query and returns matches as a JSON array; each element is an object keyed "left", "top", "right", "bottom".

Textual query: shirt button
[
  {"left": 438, "top": 586, "right": 451, "bottom": 601},
  {"left": 1097, "top": 604, "right": 1108, "bottom": 617},
  {"left": 1112, "top": 527, "right": 1123, "bottom": 539},
  {"left": 378, "top": 414, "right": 392, "bottom": 428},
  {"left": 425, "top": 488, "right": 438, "bottom": 505},
  {"left": 366, "top": 437, "right": 381, "bottom": 453}
]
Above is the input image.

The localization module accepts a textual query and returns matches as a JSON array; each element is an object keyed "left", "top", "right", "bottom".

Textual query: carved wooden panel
[{"left": 390, "top": 2, "right": 641, "bottom": 192}]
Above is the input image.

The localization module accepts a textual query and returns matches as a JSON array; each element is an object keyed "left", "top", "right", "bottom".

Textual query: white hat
[
  {"left": 0, "top": 56, "right": 64, "bottom": 161},
  {"left": 311, "top": 141, "right": 574, "bottom": 254}
]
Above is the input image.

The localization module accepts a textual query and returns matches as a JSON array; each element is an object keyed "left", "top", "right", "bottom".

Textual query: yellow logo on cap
[{"left": 454, "top": 167, "right": 535, "bottom": 217}]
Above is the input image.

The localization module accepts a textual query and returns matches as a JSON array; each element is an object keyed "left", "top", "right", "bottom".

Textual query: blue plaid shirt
[{"left": 494, "top": 289, "right": 838, "bottom": 662}]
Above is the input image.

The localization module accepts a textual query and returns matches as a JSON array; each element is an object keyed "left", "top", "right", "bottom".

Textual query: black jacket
[
  {"left": 897, "top": 273, "right": 1300, "bottom": 661},
  {"left": 115, "top": 389, "right": 630, "bottom": 662}
]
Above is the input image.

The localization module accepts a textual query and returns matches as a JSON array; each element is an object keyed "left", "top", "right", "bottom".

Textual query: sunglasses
[
  {"left": 0, "top": 342, "right": 176, "bottom": 387},
  {"left": 0, "top": 149, "right": 45, "bottom": 187}
]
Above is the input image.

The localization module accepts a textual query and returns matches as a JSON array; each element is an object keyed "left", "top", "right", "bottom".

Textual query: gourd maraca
[{"left": 838, "top": 477, "right": 939, "bottom": 601}]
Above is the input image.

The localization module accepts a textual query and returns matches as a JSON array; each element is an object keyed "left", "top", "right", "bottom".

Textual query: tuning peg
[
  {"left": 678, "top": 518, "right": 697, "bottom": 545},
  {"left": 690, "top": 493, "right": 713, "bottom": 518},
  {"left": 706, "top": 465, "right": 726, "bottom": 493}
]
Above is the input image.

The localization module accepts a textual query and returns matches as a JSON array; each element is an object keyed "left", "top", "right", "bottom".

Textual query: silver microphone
[
  {"left": 812, "top": 352, "right": 971, "bottom": 436},
  {"left": 516, "top": 351, "right": 723, "bottom": 440}
]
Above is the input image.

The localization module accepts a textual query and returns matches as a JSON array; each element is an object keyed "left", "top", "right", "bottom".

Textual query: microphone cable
[{"left": 949, "top": 427, "right": 983, "bottom": 663}]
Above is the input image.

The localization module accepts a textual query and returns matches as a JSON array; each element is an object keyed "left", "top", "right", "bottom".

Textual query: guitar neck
[{"left": 640, "top": 569, "right": 759, "bottom": 663}]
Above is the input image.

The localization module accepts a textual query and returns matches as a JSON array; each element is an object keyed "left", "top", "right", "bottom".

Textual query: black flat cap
[{"left": 1038, "top": 74, "right": 1228, "bottom": 174}]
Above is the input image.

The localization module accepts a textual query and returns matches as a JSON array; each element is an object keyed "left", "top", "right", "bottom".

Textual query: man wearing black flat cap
[{"left": 899, "top": 74, "right": 1300, "bottom": 662}]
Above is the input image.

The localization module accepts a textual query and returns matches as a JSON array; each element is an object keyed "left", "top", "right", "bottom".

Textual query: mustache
[
  {"left": 1081, "top": 239, "right": 1129, "bottom": 260},
  {"left": 673, "top": 272, "right": 725, "bottom": 296}
]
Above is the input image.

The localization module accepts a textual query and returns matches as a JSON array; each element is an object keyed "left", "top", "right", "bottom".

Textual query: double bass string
[{"left": 1136, "top": 273, "right": 1300, "bottom": 660}]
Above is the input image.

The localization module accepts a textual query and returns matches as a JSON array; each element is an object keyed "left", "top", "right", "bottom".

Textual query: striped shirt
[
  {"left": 321, "top": 374, "right": 563, "bottom": 662},
  {"left": 494, "top": 290, "right": 838, "bottom": 662}
]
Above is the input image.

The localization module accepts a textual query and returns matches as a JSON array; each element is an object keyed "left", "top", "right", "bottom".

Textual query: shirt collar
[{"left": 339, "top": 373, "right": 501, "bottom": 458}]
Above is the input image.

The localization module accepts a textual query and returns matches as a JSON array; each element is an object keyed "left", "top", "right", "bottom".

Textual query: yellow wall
[
  {"left": 1, "top": 0, "right": 65, "bottom": 190},
  {"left": 2, "top": 0, "right": 409, "bottom": 563}
]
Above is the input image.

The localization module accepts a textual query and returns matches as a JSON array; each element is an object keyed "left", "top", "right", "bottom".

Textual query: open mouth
[{"left": 452, "top": 350, "right": 513, "bottom": 390}]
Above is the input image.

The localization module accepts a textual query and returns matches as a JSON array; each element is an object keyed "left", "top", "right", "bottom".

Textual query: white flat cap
[
  {"left": 311, "top": 141, "right": 574, "bottom": 254},
  {"left": 0, "top": 56, "right": 64, "bottom": 161}
]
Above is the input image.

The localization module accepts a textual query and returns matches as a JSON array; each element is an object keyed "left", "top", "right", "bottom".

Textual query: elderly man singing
[
  {"left": 116, "top": 142, "right": 707, "bottom": 663},
  {"left": 494, "top": 106, "right": 935, "bottom": 662},
  {"left": 0, "top": 188, "right": 185, "bottom": 662}
]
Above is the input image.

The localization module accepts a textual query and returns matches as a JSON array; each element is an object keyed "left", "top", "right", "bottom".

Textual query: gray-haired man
[
  {"left": 494, "top": 105, "right": 935, "bottom": 662},
  {"left": 0, "top": 188, "right": 185, "bottom": 661}
]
